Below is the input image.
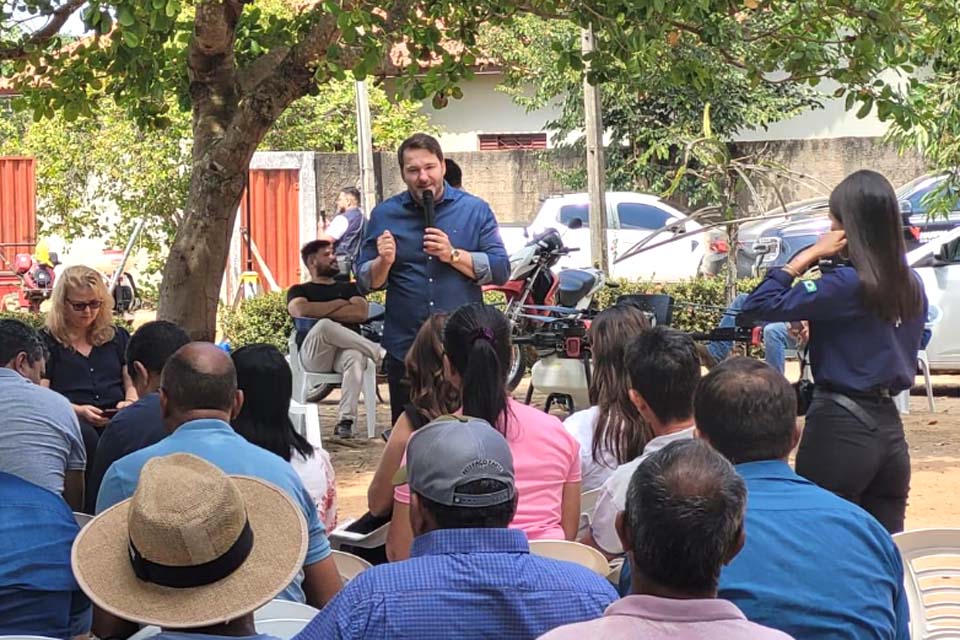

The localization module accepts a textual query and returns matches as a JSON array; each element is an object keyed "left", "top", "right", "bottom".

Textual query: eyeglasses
[{"left": 66, "top": 299, "right": 103, "bottom": 312}]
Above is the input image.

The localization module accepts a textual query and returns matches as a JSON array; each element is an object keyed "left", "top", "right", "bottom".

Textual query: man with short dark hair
[
  {"left": 697, "top": 357, "right": 909, "bottom": 639},
  {"left": 288, "top": 239, "right": 383, "bottom": 438},
  {"left": 587, "top": 326, "right": 700, "bottom": 556},
  {"left": 0, "top": 318, "right": 85, "bottom": 510},
  {"left": 325, "top": 186, "right": 365, "bottom": 275},
  {"left": 297, "top": 416, "right": 617, "bottom": 639},
  {"left": 94, "top": 343, "right": 342, "bottom": 638},
  {"left": 444, "top": 158, "right": 463, "bottom": 188},
  {"left": 540, "top": 440, "right": 792, "bottom": 639},
  {"left": 85, "top": 320, "right": 190, "bottom": 512},
  {"left": 358, "top": 133, "right": 509, "bottom": 422}
]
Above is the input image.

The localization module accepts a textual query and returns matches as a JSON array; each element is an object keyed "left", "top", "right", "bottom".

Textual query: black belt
[
  {"left": 815, "top": 384, "right": 891, "bottom": 400},
  {"left": 813, "top": 387, "right": 881, "bottom": 430}
]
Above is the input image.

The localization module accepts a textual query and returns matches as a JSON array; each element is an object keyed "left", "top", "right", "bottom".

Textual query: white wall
[{"left": 419, "top": 73, "right": 563, "bottom": 152}]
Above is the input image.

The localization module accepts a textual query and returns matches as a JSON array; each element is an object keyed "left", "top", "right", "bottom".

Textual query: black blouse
[{"left": 41, "top": 326, "right": 130, "bottom": 409}]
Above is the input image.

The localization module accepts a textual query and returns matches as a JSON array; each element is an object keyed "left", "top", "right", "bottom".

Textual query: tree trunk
[{"left": 156, "top": 154, "right": 250, "bottom": 340}]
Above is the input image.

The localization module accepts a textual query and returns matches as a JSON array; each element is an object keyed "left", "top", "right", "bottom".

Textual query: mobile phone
[{"left": 102, "top": 408, "right": 120, "bottom": 419}]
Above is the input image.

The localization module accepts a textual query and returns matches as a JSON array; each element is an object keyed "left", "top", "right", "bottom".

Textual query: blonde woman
[{"left": 41, "top": 266, "right": 136, "bottom": 479}]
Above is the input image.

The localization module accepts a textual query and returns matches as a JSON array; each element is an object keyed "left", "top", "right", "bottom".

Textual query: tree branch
[{"left": 0, "top": 0, "right": 85, "bottom": 60}]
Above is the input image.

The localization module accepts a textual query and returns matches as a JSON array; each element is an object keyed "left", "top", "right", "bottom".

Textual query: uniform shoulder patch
[{"left": 802, "top": 280, "right": 818, "bottom": 293}]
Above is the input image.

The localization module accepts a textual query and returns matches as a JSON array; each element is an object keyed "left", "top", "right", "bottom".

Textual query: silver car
[{"left": 910, "top": 226, "right": 960, "bottom": 371}]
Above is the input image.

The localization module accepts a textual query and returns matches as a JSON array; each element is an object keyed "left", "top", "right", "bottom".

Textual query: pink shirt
[
  {"left": 538, "top": 595, "right": 795, "bottom": 640},
  {"left": 395, "top": 398, "right": 581, "bottom": 540}
]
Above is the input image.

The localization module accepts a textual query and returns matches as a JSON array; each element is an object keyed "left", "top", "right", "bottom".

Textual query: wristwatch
[{"left": 451, "top": 249, "right": 461, "bottom": 263}]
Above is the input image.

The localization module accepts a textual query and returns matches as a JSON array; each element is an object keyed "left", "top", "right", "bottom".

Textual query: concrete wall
[
  {"left": 733, "top": 136, "right": 927, "bottom": 211},
  {"left": 310, "top": 136, "right": 927, "bottom": 227},
  {"left": 314, "top": 148, "right": 581, "bottom": 224}
]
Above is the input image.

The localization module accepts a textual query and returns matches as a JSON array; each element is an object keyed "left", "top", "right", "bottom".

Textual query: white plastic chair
[
  {"left": 73, "top": 511, "right": 93, "bottom": 529},
  {"left": 328, "top": 518, "right": 390, "bottom": 551},
  {"left": 894, "top": 528, "right": 960, "bottom": 639},
  {"left": 288, "top": 331, "right": 378, "bottom": 439},
  {"left": 254, "top": 598, "right": 319, "bottom": 621},
  {"left": 331, "top": 549, "right": 373, "bottom": 583},
  {"left": 529, "top": 539, "right": 610, "bottom": 576},
  {"left": 577, "top": 488, "right": 601, "bottom": 539},
  {"left": 0, "top": 636, "right": 62, "bottom": 640}
]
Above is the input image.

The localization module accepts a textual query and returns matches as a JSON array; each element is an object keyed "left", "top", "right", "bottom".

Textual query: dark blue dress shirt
[
  {"left": 356, "top": 184, "right": 509, "bottom": 360},
  {"left": 741, "top": 266, "right": 926, "bottom": 393},
  {"left": 295, "top": 528, "right": 618, "bottom": 640},
  {"left": 41, "top": 326, "right": 130, "bottom": 409},
  {"left": 718, "top": 460, "right": 909, "bottom": 639},
  {"left": 84, "top": 392, "right": 165, "bottom": 513}
]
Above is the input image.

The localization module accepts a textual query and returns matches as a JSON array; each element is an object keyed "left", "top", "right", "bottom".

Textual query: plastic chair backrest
[
  {"left": 254, "top": 598, "right": 319, "bottom": 621},
  {"left": 73, "top": 512, "right": 93, "bottom": 529},
  {"left": 255, "top": 618, "right": 312, "bottom": 638},
  {"left": 894, "top": 528, "right": 960, "bottom": 639},
  {"left": 331, "top": 549, "right": 373, "bottom": 582},
  {"left": 528, "top": 540, "right": 610, "bottom": 576},
  {"left": 615, "top": 294, "right": 674, "bottom": 326}
]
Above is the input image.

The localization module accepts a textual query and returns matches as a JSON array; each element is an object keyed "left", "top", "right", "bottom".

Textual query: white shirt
[
  {"left": 326, "top": 213, "right": 349, "bottom": 240},
  {"left": 562, "top": 406, "right": 618, "bottom": 491},
  {"left": 290, "top": 447, "right": 338, "bottom": 533},
  {"left": 590, "top": 426, "right": 696, "bottom": 554}
]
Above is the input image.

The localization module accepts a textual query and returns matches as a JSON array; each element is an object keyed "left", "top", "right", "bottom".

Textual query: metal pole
[
  {"left": 355, "top": 80, "right": 378, "bottom": 213},
  {"left": 107, "top": 218, "right": 146, "bottom": 293},
  {"left": 581, "top": 27, "right": 608, "bottom": 274}
]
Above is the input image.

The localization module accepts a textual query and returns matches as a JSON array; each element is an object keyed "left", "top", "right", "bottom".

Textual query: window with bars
[{"left": 478, "top": 133, "right": 548, "bottom": 151}]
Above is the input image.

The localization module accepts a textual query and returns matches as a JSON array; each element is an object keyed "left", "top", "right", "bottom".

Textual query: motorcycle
[
  {"left": 12, "top": 245, "right": 58, "bottom": 313},
  {"left": 484, "top": 218, "right": 613, "bottom": 390}
]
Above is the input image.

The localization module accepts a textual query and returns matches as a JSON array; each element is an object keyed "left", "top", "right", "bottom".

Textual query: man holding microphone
[{"left": 356, "top": 134, "right": 509, "bottom": 423}]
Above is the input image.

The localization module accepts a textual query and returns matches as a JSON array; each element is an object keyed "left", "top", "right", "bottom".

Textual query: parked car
[
  {"left": 499, "top": 192, "right": 707, "bottom": 281},
  {"left": 744, "top": 174, "right": 960, "bottom": 276},
  {"left": 909, "top": 225, "right": 960, "bottom": 371}
]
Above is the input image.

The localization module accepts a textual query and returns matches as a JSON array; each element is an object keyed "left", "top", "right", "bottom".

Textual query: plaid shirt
[{"left": 295, "top": 528, "right": 617, "bottom": 640}]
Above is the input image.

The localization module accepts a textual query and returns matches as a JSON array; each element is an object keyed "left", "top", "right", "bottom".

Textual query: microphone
[{"left": 422, "top": 189, "right": 435, "bottom": 229}]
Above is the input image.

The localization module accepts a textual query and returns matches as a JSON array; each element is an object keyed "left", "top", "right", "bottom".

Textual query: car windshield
[{"left": 558, "top": 203, "right": 589, "bottom": 226}]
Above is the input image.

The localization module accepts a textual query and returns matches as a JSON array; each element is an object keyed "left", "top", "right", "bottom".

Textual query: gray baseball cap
[{"left": 393, "top": 415, "right": 516, "bottom": 508}]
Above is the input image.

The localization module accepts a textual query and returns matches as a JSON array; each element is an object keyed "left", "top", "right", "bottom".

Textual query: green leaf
[
  {"left": 856, "top": 96, "right": 874, "bottom": 119},
  {"left": 411, "top": 82, "right": 427, "bottom": 100},
  {"left": 122, "top": 30, "right": 141, "bottom": 48},
  {"left": 117, "top": 5, "right": 136, "bottom": 27},
  {"left": 165, "top": 0, "right": 180, "bottom": 18}
]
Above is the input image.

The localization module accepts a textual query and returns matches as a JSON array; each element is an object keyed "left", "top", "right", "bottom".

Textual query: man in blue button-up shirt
[
  {"left": 695, "top": 358, "right": 909, "bottom": 640},
  {"left": 296, "top": 415, "right": 617, "bottom": 640},
  {"left": 357, "top": 134, "right": 509, "bottom": 422}
]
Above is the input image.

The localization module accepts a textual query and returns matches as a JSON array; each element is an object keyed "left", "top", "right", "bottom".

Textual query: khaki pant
[{"left": 300, "top": 319, "right": 380, "bottom": 423}]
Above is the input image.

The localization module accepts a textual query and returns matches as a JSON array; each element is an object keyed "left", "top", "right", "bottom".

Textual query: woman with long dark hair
[
  {"left": 231, "top": 344, "right": 337, "bottom": 530},
  {"left": 563, "top": 304, "right": 651, "bottom": 490},
  {"left": 367, "top": 314, "right": 459, "bottom": 517},
  {"left": 386, "top": 303, "right": 582, "bottom": 560},
  {"left": 742, "top": 169, "right": 926, "bottom": 533}
]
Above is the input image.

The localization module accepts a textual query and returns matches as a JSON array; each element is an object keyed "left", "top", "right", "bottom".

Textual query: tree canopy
[{"left": 0, "top": 0, "right": 934, "bottom": 337}]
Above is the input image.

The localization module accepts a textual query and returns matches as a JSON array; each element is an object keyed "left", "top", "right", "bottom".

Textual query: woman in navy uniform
[{"left": 742, "top": 170, "right": 926, "bottom": 534}]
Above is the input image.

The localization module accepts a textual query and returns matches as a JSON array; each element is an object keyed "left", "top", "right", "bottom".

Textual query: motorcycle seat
[{"left": 557, "top": 270, "right": 597, "bottom": 308}]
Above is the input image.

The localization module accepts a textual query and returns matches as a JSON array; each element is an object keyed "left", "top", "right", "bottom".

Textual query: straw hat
[{"left": 72, "top": 453, "right": 307, "bottom": 628}]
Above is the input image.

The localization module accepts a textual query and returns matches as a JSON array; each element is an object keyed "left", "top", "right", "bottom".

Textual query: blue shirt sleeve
[
  {"left": 296, "top": 579, "right": 371, "bottom": 640},
  {"left": 356, "top": 208, "right": 385, "bottom": 294},
  {"left": 297, "top": 479, "right": 331, "bottom": 565},
  {"left": 475, "top": 205, "right": 509, "bottom": 286},
  {"left": 95, "top": 464, "right": 129, "bottom": 514},
  {"left": 741, "top": 267, "right": 863, "bottom": 323}
]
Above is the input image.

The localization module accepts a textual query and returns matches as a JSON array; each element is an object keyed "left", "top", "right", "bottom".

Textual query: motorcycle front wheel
[{"left": 506, "top": 343, "right": 527, "bottom": 391}]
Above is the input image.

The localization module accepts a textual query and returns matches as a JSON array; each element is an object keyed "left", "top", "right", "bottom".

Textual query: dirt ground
[{"left": 318, "top": 367, "right": 960, "bottom": 531}]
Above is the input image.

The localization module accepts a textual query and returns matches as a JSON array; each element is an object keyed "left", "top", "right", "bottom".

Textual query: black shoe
[{"left": 335, "top": 420, "right": 354, "bottom": 439}]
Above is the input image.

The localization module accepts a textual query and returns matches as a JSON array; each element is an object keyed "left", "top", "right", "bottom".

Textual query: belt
[
  {"left": 812, "top": 387, "right": 880, "bottom": 431},
  {"left": 815, "top": 384, "right": 891, "bottom": 400}
]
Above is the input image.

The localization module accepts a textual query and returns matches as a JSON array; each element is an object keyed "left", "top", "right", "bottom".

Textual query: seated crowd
[{"left": 0, "top": 256, "right": 912, "bottom": 640}]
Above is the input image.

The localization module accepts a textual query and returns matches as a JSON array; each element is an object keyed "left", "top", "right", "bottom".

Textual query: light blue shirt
[
  {"left": 718, "top": 460, "right": 909, "bottom": 639},
  {"left": 0, "top": 367, "right": 85, "bottom": 495},
  {"left": 96, "top": 419, "right": 331, "bottom": 603}
]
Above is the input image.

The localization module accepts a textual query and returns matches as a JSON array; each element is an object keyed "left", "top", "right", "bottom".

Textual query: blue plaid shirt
[{"left": 295, "top": 528, "right": 617, "bottom": 640}]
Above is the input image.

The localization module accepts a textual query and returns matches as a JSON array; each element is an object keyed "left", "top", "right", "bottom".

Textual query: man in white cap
[
  {"left": 297, "top": 415, "right": 618, "bottom": 639},
  {"left": 73, "top": 453, "right": 308, "bottom": 639}
]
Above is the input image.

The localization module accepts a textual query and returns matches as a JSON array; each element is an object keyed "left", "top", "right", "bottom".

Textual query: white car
[
  {"left": 909, "top": 226, "right": 960, "bottom": 371},
  {"left": 500, "top": 192, "right": 706, "bottom": 282}
]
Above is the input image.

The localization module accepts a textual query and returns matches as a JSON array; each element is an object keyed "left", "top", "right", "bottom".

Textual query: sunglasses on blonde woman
[{"left": 66, "top": 299, "right": 103, "bottom": 312}]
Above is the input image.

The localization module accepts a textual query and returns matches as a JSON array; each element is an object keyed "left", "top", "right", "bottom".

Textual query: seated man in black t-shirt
[{"left": 288, "top": 239, "right": 384, "bottom": 438}]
